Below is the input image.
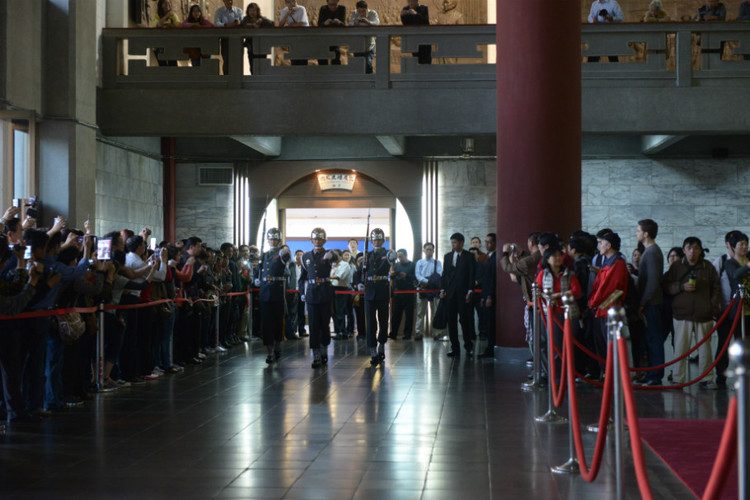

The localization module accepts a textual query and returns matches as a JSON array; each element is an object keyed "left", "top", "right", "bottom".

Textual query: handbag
[
  {"left": 57, "top": 312, "right": 86, "bottom": 344},
  {"left": 432, "top": 298, "right": 447, "bottom": 330}
]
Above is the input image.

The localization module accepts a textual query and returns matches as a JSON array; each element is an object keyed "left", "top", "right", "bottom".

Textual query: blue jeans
[
  {"left": 44, "top": 333, "right": 65, "bottom": 410},
  {"left": 642, "top": 304, "right": 664, "bottom": 382}
]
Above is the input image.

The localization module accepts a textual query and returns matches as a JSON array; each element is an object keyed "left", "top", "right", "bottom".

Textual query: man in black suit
[
  {"left": 479, "top": 233, "right": 497, "bottom": 359},
  {"left": 440, "top": 232, "right": 476, "bottom": 357}
]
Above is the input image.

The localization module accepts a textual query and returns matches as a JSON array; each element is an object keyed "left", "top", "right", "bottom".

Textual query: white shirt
[
  {"left": 415, "top": 257, "right": 442, "bottom": 286},
  {"left": 331, "top": 260, "right": 352, "bottom": 288},
  {"left": 214, "top": 5, "right": 244, "bottom": 26},
  {"left": 279, "top": 5, "right": 309, "bottom": 26},
  {"left": 125, "top": 252, "right": 166, "bottom": 296},
  {"left": 348, "top": 9, "right": 380, "bottom": 51},
  {"left": 587, "top": 0, "right": 624, "bottom": 23}
]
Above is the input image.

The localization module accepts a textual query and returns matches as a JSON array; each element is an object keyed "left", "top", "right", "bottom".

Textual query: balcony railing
[{"left": 101, "top": 23, "right": 750, "bottom": 90}]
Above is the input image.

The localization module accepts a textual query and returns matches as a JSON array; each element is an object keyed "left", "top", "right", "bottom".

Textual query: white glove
[
  {"left": 254, "top": 278, "right": 261, "bottom": 287},
  {"left": 279, "top": 247, "right": 291, "bottom": 263},
  {"left": 301, "top": 294, "right": 306, "bottom": 302},
  {"left": 357, "top": 283, "right": 365, "bottom": 292},
  {"left": 386, "top": 249, "right": 397, "bottom": 263},
  {"left": 324, "top": 250, "right": 335, "bottom": 261}
]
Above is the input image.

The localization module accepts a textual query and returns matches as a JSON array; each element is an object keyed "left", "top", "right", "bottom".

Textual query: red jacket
[
  {"left": 535, "top": 268, "right": 582, "bottom": 315},
  {"left": 588, "top": 256, "right": 628, "bottom": 318}
]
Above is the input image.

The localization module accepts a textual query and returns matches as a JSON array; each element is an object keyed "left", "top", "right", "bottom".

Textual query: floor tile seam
[{"left": 422, "top": 352, "right": 458, "bottom": 494}]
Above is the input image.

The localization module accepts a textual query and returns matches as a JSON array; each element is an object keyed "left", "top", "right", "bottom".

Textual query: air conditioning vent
[{"left": 199, "top": 167, "right": 234, "bottom": 186}]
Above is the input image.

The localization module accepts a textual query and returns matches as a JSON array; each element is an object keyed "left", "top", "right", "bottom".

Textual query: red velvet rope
[
  {"left": 566, "top": 322, "right": 614, "bottom": 482},
  {"left": 547, "top": 303, "right": 567, "bottom": 408},
  {"left": 617, "top": 336, "right": 655, "bottom": 500},
  {"left": 701, "top": 396, "right": 737, "bottom": 500},
  {"left": 630, "top": 296, "right": 737, "bottom": 373}
]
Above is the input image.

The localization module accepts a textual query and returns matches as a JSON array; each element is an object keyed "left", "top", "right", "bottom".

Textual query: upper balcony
[{"left": 98, "top": 23, "right": 750, "bottom": 139}]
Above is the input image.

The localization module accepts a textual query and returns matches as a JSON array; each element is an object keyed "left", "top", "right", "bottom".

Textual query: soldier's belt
[
  {"left": 312, "top": 278, "right": 331, "bottom": 284},
  {"left": 366, "top": 276, "right": 389, "bottom": 281},
  {"left": 264, "top": 277, "right": 286, "bottom": 283}
]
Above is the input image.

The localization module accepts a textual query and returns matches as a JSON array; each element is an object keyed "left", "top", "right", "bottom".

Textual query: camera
[
  {"left": 97, "top": 238, "right": 113, "bottom": 261},
  {"left": 599, "top": 9, "right": 609, "bottom": 17},
  {"left": 25, "top": 197, "right": 40, "bottom": 219}
]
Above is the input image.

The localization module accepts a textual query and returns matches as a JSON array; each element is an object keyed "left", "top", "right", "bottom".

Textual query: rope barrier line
[
  {"left": 630, "top": 296, "right": 737, "bottom": 373},
  {"left": 548, "top": 303, "right": 567, "bottom": 408},
  {"left": 701, "top": 397, "right": 738, "bottom": 500},
  {"left": 567, "top": 327, "right": 614, "bottom": 482},
  {"left": 616, "top": 336, "right": 655, "bottom": 500},
  {"left": 634, "top": 299, "right": 743, "bottom": 391}
]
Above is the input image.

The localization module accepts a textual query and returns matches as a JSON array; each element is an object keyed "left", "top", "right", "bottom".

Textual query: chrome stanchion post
[
  {"left": 536, "top": 288, "right": 567, "bottom": 423},
  {"left": 730, "top": 339, "right": 750, "bottom": 500},
  {"left": 96, "top": 303, "right": 114, "bottom": 393},
  {"left": 740, "top": 284, "right": 747, "bottom": 340},
  {"left": 215, "top": 298, "right": 225, "bottom": 352},
  {"left": 552, "top": 294, "right": 580, "bottom": 474},
  {"left": 522, "top": 283, "right": 543, "bottom": 392},
  {"left": 609, "top": 306, "right": 626, "bottom": 500}
]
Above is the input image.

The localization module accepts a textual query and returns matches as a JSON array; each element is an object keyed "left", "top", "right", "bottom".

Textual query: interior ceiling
[{"left": 172, "top": 134, "right": 750, "bottom": 163}]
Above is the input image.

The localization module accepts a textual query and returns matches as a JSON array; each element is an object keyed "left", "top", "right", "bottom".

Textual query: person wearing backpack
[
  {"left": 588, "top": 232, "right": 628, "bottom": 375},
  {"left": 713, "top": 230, "right": 740, "bottom": 387}
]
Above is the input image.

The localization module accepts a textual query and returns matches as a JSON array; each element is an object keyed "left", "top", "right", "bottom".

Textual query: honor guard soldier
[
  {"left": 358, "top": 228, "right": 397, "bottom": 366},
  {"left": 298, "top": 227, "right": 338, "bottom": 368},
  {"left": 255, "top": 228, "right": 291, "bottom": 364}
]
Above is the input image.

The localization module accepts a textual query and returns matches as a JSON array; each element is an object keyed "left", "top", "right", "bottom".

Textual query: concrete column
[
  {"left": 162, "top": 137, "right": 176, "bottom": 242},
  {"left": 496, "top": 1, "right": 582, "bottom": 347},
  {"left": 37, "top": 0, "right": 98, "bottom": 227}
]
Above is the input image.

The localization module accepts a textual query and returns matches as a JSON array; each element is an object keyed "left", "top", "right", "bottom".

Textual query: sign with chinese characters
[{"left": 318, "top": 172, "right": 356, "bottom": 192}]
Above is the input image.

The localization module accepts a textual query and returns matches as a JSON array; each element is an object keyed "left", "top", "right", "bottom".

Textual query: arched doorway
[{"left": 235, "top": 160, "right": 423, "bottom": 259}]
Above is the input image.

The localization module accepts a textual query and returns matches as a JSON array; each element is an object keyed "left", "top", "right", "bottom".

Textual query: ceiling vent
[{"left": 199, "top": 167, "right": 234, "bottom": 186}]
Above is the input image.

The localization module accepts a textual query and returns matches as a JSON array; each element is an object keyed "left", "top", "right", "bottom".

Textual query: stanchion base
[
  {"left": 521, "top": 380, "right": 544, "bottom": 392},
  {"left": 535, "top": 411, "right": 568, "bottom": 423},
  {"left": 551, "top": 458, "right": 580, "bottom": 474},
  {"left": 586, "top": 419, "right": 614, "bottom": 433}
]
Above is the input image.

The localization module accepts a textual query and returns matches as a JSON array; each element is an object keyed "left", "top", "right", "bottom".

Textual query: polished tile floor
[{"left": 0, "top": 336, "right": 731, "bottom": 499}]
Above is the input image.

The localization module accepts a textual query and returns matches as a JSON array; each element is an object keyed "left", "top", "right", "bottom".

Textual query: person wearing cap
[
  {"left": 440, "top": 232, "right": 477, "bottom": 358},
  {"left": 298, "top": 227, "right": 337, "bottom": 368},
  {"left": 357, "top": 228, "right": 397, "bottom": 366},
  {"left": 256, "top": 228, "right": 292, "bottom": 364},
  {"left": 588, "top": 231, "right": 629, "bottom": 373}
]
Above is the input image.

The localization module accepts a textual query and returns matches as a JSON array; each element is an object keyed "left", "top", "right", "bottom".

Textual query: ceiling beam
[
  {"left": 376, "top": 135, "right": 405, "bottom": 156},
  {"left": 231, "top": 136, "right": 282, "bottom": 156},
  {"left": 641, "top": 135, "right": 687, "bottom": 155}
]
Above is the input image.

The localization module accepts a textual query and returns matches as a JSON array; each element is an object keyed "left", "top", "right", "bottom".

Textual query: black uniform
[
  {"left": 481, "top": 251, "right": 497, "bottom": 350},
  {"left": 259, "top": 247, "right": 291, "bottom": 347},
  {"left": 390, "top": 259, "right": 416, "bottom": 340},
  {"left": 362, "top": 247, "right": 392, "bottom": 349},
  {"left": 298, "top": 248, "right": 334, "bottom": 351}
]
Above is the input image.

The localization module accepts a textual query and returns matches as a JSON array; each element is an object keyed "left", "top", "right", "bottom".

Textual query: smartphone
[
  {"left": 97, "top": 238, "right": 113, "bottom": 261},
  {"left": 77, "top": 236, "right": 84, "bottom": 244},
  {"left": 150, "top": 237, "right": 157, "bottom": 251},
  {"left": 24, "top": 246, "right": 31, "bottom": 260}
]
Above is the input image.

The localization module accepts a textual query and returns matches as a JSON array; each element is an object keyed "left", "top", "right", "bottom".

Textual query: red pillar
[
  {"left": 496, "top": 1, "right": 582, "bottom": 347},
  {"left": 162, "top": 137, "right": 176, "bottom": 242}
]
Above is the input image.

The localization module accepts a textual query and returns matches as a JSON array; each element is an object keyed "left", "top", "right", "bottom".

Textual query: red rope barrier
[
  {"left": 548, "top": 304, "right": 567, "bottom": 408},
  {"left": 566, "top": 324, "right": 614, "bottom": 482},
  {"left": 617, "top": 336, "right": 655, "bottom": 500},
  {"left": 630, "top": 297, "right": 737, "bottom": 373},
  {"left": 701, "top": 397, "right": 738, "bottom": 500},
  {"left": 635, "top": 299, "right": 743, "bottom": 391}
]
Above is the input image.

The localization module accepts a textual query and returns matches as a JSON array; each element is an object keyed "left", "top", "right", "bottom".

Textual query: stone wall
[
  {"left": 582, "top": 157, "right": 750, "bottom": 259},
  {"left": 95, "top": 138, "right": 164, "bottom": 239},
  {"left": 175, "top": 163, "right": 234, "bottom": 248},
  {"left": 436, "top": 159, "right": 497, "bottom": 255}
]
